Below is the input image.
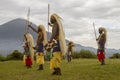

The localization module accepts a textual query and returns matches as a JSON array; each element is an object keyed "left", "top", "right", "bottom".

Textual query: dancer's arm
[{"left": 28, "top": 25, "right": 38, "bottom": 33}]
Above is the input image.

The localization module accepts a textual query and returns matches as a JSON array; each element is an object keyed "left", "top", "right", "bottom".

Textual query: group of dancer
[
  {"left": 22, "top": 12, "right": 107, "bottom": 75},
  {"left": 23, "top": 13, "right": 68, "bottom": 75}
]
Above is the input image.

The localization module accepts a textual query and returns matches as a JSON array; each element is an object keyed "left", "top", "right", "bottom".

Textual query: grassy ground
[{"left": 0, "top": 59, "right": 120, "bottom": 80}]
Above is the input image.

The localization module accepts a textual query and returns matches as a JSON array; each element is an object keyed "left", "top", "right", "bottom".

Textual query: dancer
[
  {"left": 96, "top": 27, "right": 107, "bottom": 65},
  {"left": 22, "top": 33, "right": 33, "bottom": 68},
  {"left": 66, "top": 41, "right": 74, "bottom": 63},
  {"left": 48, "top": 13, "right": 66, "bottom": 75},
  {"left": 28, "top": 24, "right": 47, "bottom": 70}
]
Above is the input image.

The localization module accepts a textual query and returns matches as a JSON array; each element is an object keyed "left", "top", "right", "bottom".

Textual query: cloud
[{"left": 0, "top": 0, "right": 120, "bottom": 49}]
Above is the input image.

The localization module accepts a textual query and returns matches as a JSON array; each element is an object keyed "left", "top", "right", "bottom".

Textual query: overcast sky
[{"left": 0, "top": 0, "right": 120, "bottom": 49}]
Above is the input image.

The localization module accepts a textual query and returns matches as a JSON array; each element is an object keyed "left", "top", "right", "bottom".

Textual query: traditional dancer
[
  {"left": 22, "top": 33, "right": 33, "bottom": 68},
  {"left": 22, "top": 34, "right": 29, "bottom": 65},
  {"left": 96, "top": 27, "right": 107, "bottom": 65},
  {"left": 22, "top": 8, "right": 34, "bottom": 67},
  {"left": 66, "top": 41, "right": 74, "bottom": 63},
  {"left": 48, "top": 13, "right": 66, "bottom": 75},
  {"left": 28, "top": 24, "right": 47, "bottom": 70}
]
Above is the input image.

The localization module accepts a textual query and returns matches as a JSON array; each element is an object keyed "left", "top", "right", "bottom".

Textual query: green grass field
[{"left": 0, "top": 59, "right": 120, "bottom": 80}]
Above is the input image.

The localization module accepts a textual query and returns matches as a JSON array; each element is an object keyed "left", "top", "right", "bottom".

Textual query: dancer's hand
[
  {"left": 48, "top": 22, "right": 51, "bottom": 25},
  {"left": 28, "top": 24, "right": 31, "bottom": 27}
]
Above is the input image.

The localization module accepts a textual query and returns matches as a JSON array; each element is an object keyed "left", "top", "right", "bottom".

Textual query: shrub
[
  {"left": 72, "top": 49, "right": 97, "bottom": 59},
  {"left": 109, "top": 53, "right": 120, "bottom": 59},
  {"left": 0, "top": 54, "right": 7, "bottom": 61},
  {"left": 72, "top": 51, "right": 81, "bottom": 59},
  {"left": 79, "top": 49, "right": 97, "bottom": 58},
  {"left": 6, "top": 50, "right": 23, "bottom": 60}
]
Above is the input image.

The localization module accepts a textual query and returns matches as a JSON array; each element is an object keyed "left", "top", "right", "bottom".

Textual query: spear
[
  {"left": 22, "top": 8, "right": 30, "bottom": 44},
  {"left": 48, "top": 4, "right": 50, "bottom": 40},
  {"left": 26, "top": 7, "right": 30, "bottom": 33},
  {"left": 93, "top": 22, "right": 97, "bottom": 40}
]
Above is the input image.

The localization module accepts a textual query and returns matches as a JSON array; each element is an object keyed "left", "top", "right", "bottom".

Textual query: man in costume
[
  {"left": 22, "top": 34, "right": 29, "bottom": 65},
  {"left": 96, "top": 27, "right": 107, "bottom": 65},
  {"left": 22, "top": 33, "right": 33, "bottom": 68},
  {"left": 48, "top": 13, "right": 66, "bottom": 75},
  {"left": 28, "top": 24, "right": 47, "bottom": 70},
  {"left": 66, "top": 41, "right": 74, "bottom": 63}
]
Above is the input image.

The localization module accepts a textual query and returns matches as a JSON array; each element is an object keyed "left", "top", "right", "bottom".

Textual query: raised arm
[{"left": 28, "top": 25, "right": 38, "bottom": 33}]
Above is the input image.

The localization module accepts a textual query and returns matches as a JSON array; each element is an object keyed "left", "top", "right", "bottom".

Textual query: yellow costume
[
  {"left": 29, "top": 24, "right": 47, "bottom": 70},
  {"left": 50, "top": 52, "right": 62, "bottom": 69},
  {"left": 36, "top": 52, "right": 44, "bottom": 65},
  {"left": 49, "top": 13, "right": 66, "bottom": 75}
]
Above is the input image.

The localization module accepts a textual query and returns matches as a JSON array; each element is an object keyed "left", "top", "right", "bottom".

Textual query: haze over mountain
[
  {"left": 0, "top": 18, "right": 37, "bottom": 55},
  {"left": 0, "top": 18, "right": 120, "bottom": 57}
]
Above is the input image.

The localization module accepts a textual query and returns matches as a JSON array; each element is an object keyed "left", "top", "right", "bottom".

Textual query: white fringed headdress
[
  {"left": 25, "top": 33, "right": 34, "bottom": 62},
  {"left": 38, "top": 25, "right": 47, "bottom": 46},
  {"left": 51, "top": 13, "right": 67, "bottom": 55}
]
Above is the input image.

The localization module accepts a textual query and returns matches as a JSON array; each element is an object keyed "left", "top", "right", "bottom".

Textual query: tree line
[{"left": 0, "top": 49, "right": 120, "bottom": 61}]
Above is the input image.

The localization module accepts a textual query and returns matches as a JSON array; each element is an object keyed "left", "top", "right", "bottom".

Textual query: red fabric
[
  {"left": 25, "top": 57, "right": 32, "bottom": 66},
  {"left": 97, "top": 51, "right": 105, "bottom": 62}
]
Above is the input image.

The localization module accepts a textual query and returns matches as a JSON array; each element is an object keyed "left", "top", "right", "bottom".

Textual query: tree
[
  {"left": 110, "top": 53, "right": 120, "bottom": 59},
  {"left": 0, "top": 54, "right": 7, "bottom": 61},
  {"left": 72, "top": 51, "right": 80, "bottom": 59},
  {"left": 6, "top": 50, "right": 23, "bottom": 60},
  {"left": 72, "top": 49, "right": 97, "bottom": 59},
  {"left": 79, "top": 49, "right": 96, "bottom": 58}
]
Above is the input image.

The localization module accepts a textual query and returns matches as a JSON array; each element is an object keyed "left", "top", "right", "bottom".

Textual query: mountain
[
  {"left": 0, "top": 18, "right": 37, "bottom": 55},
  {"left": 0, "top": 18, "right": 120, "bottom": 57},
  {"left": 74, "top": 43, "right": 120, "bottom": 58},
  {"left": 0, "top": 18, "right": 51, "bottom": 55}
]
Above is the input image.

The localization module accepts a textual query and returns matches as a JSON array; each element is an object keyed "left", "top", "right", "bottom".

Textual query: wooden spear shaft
[
  {"left": 93, "top": 22, "right": 97, "bottom": 40},
  {"left": 48, "top": 4, "right": 50, "bottom": 40},
  {"left": 26, "top": 7, "right": 30, "bottom": 33}
]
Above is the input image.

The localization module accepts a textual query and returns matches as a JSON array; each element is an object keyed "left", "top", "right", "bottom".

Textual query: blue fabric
[
  {"left": 97, "top": 49, "right": 104, "bottom": 53},
  {"left": 37, "top": 43, "right": 44, "bottom": 52},
  {"left": 100, "top": 42, "right": 104, "bottom": 48},
  {"left": 98, "top": 41, "right": 104, "bottom": 50},
  {"left": 53, "top": 40, "right": 61, "bottom": 52}
]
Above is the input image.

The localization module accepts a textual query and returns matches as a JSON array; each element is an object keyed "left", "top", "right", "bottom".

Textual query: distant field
[{"left": 0, "top": 59, "right": 120, "bottom": 80}]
